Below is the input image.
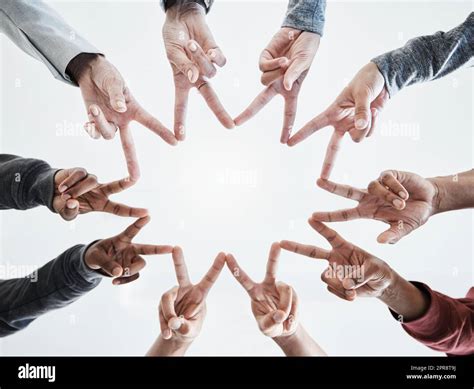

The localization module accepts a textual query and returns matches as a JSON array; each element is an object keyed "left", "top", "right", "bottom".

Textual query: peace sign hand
[
  {"left": 226, "top": 243, "right": 298, "bottom": 338},
  {"left": 84, "top": 216, "right": 173, "bottom": 285},
  {"left": 281, "top": 219, "right": 394, "bottom": 301},
  {"left": 313, "top": 170, "right": 438, "bottom": 244},
  {"left": 159, "top": 247, "right": 226, "bottom": 342},
  {"left": 288, "top": 62, "right": 389, "bottom": 179},
  {"left": 53, "top": 168, "right": 148, "bottom": 221}
]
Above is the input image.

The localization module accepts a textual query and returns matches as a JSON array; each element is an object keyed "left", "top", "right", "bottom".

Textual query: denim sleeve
[
  {"left": 0, "top": 0, "right": 100, "bottom": 85},
  {"left": 0, "top": 154, "right": 58, "bottom": 212},
  {"left": 0, "top": 244, "right": 102, "bottom": 337},
  {"left": 282, "top": 0, "right": 326, "bottom": 36},
  {"left": 372, "top": 12, "right": 474, "bottom": 97}
]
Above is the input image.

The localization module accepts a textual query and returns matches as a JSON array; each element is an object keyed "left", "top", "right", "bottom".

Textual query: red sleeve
[{"left": 395, "top": 282, "right": 474, "bottom": 356}]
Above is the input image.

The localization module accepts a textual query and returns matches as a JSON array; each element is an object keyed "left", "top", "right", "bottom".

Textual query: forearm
[
  {"left": 273, "top": 325, "right": 326, "bottom": 356},
  {"left": 0, "top": 154, "right": 57, "bottom": 211},
  {"left": 282, "top": 0, "right": 326, "bottom": 36},
  {"left": 372, "top": 12, "right": 474, "bottom": 97},
  {"left": 0, "top": 0, "right": 100, "bottom": 85},
  {"left": 0, "top": 244, "right": 102, "bottom": 337},
  {"left": 146, "top": 336, "right": 192, "bottom": 356},
  {"left": 429, "top": 169, "right": 474, "bottom": 214},
  {"left": 378, "top": 272, "right": 430, "bottom": 322}
]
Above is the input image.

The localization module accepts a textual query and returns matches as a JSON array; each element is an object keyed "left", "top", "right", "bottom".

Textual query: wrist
[
  {"left": 165, "top": 0, "right": 206, "bottom": 19},
  {"left": 66, "top": 53, "right": 102, "bottom": 85},
  {"left": 273, "top": 323, "right": 301, "bottom": 347},
  {"left": 149, "top": 335, "right": 193, "bottom": 356},
  {"left": 83, "top": 241, "right": 101, "bottom": 270}
]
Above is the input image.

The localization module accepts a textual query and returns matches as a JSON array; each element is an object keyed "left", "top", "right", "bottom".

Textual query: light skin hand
[
  {"left": 280, "top": 220, "right": 429, "bottom": 321},
  {"left": 52, "top": 168, "right": 148, "bottom": 221},
  {"left": 162, "top": 2, "right": 234, "bottom": 140},
  {"left": 312, "top": 170, "right": 438, "bottom": 244},
  {"left": 226, "top": 243, "right": 326, "bottom": 356},
  {"left": 235, "top": 28, "right": 320, "bottom": 143},
  {"left": 288, "top": 62, "right": 389, "bottom": 178},
  {"left": 68, "top": 54, "right": 177, "bottom": 181},
  {"left": 84, "top": 216, "right": 173, "bottom": 285},
  {"left": 146, "top": 247, "right": 226, "bottom": 356}
]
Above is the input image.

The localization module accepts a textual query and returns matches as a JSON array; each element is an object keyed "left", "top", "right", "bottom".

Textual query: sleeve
[
  {"left": 0, "top": 154, "right": 58, "bottom": 212},
  {"left": 0, "top": 0, "right": 101, "bottom": 85},
  {"left": 282, "top": 0, "right": 327, "bottom": 36},
  {"left": 372, "top": 12, "right": 474, "bottom": 97},
  {"left": 160, "top": 0, "right": 213, "bottom": 13},
  {"left": 389, "top": 282, "right": 474, "bottom": 356},
  {"left": 0, "top": 244, "right": 102, "bottom": 337}
]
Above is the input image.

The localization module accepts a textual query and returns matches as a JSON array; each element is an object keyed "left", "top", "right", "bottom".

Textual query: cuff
[
  {"left": 161, "top": 0, "right": 213, "bottom": 13},
  {"left": 29, "top": 164, "right": 59, "bottom": 212},
  {"left": 282, "top": 1, "right": 326, "bottom": 36},
  {"left": 75, "top": 242, "right": 104, "bottom": 284}
]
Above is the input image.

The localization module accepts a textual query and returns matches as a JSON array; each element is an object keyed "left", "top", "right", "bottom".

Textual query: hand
[
  {"left": 235, "top": 28, "right": 320, "bottom": 143},
  {"left": 312, "top": 170, "right": 438, "bottom": 244},
  {"left": 288, "top": 62, "right": 389, "bottom": 178},
  {"left": 162, "top": 2, "right": 234, "bottom": 140},
  {"left": 158, "top": 247, "right": 225, "bottom": 343},
  {"left": 68, "top": 54, "right": 177, "bottom": 181},
  {"left": 226, "top": 243, "right": 298, "bottom": 338},
  {"left": 53, "top": 168, "right": 148, "bottom": 221},
  {"left": 281, "top": 219, "right": 394, "bottom": 301},
  {"left": 84, "top": 216, "right": 173, "bottom": 285}
]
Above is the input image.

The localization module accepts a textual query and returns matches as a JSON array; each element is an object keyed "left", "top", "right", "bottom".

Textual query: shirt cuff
[
  {"left": 76, "top": 242, "right": 104, "bottom": 284},
  {"left": 282, "top": 1, "right": 326, "bottom": 36},
  {"left": 30, "top": 165, "right": 59, "bottom": 213}
]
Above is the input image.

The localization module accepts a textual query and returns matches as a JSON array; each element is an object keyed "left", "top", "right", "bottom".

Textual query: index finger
[
  {"left": 197, "top": 252, "right": 226, "bottom": 293},
  {"left": 100, "top": 177, "right": 135, "bottom": 196},
  {"left": 263, "top": 242, "right": 281, "bottom": 284},
  {"left": 308, "top": 219, "right": 346, "bottom": 249},
  {"left": 198, "top": 82, "right": 235, "bottom": 129},
  {"left": 225, "top": 254, "right": 256, "bottom": 294},
  {"left": 133, "top": 244, "right": 173, "bottom": 255},
  {"left": 119, "top": 216, "right": 151, "bottom": 241},
  {"left": 280, "top": 240, "right": 330, "bottom": 260},
  {"left": 320, "top": 130, "right": 344, "bottom": 180},
  {"left": 234, "top": 86, "right": 278, "bottom": 127},
  {"left": 287, "top": 110, "right": 330, "bottom": 147},
  {"left": 172, "top": 246, "right": 191, "bottom": 287},
  {"left": 316, "top": 178, "right": 365, "bottom": 202},
  {"left": 119, "top": 126, "right": 140, "bottom": 182},
  {"left": 135, "top": 106, "right": 178, "bottom": 146}
]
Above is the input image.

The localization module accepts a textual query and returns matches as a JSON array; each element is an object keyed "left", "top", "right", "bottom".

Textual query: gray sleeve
[
  {"left": 372, "top": 12, "right": 474, "bottom": 97},
  {"left": 282, "top": 0, "right": 327, "bottom": 36},
  {"left": 0, "top": 0, "right": 101, "bottom": 85},
  {"left": 160, "top": 0, "right": 213, "bottom": 13},
  {"left": 0, "top": 154, "right": 58, "bottom": 212},
  {"left": 0, "top": 244, "right": 102, "bottom": 337}
]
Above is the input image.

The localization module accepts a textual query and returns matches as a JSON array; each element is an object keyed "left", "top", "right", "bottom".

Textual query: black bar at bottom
[{"left": 0, "top": 356, "right": 472, "bottom": 388}]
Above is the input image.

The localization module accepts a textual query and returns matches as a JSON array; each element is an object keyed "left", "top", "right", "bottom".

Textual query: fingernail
[
  {"left": 62, "top": 194, "right": 71, "bottom": 200},
  {"left": 399, "top": 191, "right": 407, "bottom": 199},
  {"left": 208, "top": 49, "right": 216, "bottom": 58},
  {"left": 163, "top": 329, "right": 172, "bottom": 339},
  {"left": 58, "top": 185, "right": 67, "bottom": 193},
  {"left": 169, "top": 317, "right": 182, "bottom": 330},
  {"left": 66, "top": 201, "right": 77, "bottom": 209},
  {"left": 90, "top": 106, "right": 99, "bottom": 116},
  {"left": 279, "top": 57, "right": 289, "bottom": 67},
  {"left": 273, "top": 311, "right": 285, "bottom": 323},
  {"left": 189, "top": 42, "right": 197, "bottom": 52},
  {"left": 393, "top": 199, "right": 404, "bottom": 209},
  {"left": 112, "top": 267, "right": 122, "bottom": 277},
  {"left": 115, "top": 100, "right": 127, "bottom": 112},
  {"left": 187, "top": 70, "right": 194, "bottom": 82},
  {"left": 355, "top": 119, "right": 367, "bottom": 130}
]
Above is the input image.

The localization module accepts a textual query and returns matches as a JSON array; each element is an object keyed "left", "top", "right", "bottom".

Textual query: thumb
[
  {"left": 60, "top": 199, "right": 80, "bottom": 221},
  {"left": 93, "top": 255, "right": 123, "bottom": 277},
  {"left": 354, "top": 90, "right": 372, "bottom": 130},
  {"left": 104, "top": 78, "right": 127, "bottom": 113},
  {"left": 283, "top": 57, "right": 309, "bottom": 91}
]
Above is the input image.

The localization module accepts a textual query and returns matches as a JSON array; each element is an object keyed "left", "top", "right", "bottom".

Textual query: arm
[
  {"left": 146, "top": 336, "right": 192, "bottom": 356},
  {"left": 0, "top": 0, "right": 100, "bottom": 85},
  {"left": 380, "top": 276, "right": 474, "bottom": 356},
  {"left": 0, "top": 154, "right": 57, "bottom": 211},
  {"left": 0, "top": 244, "right": 102, "bottom": 337},
  {"left": 372, "top": 13, "right": 474, "bottom": 97},
  {"left": 282, "top": 0, "right": 327, "bottom": 36},
  {"left": 273, "top": 325, "right": 326, "bottom": 356},
  {"left": 430, "top": 169, "right": 474, "bottom": 215}
]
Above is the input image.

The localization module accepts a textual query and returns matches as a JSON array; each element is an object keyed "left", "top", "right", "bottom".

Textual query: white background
[{"left": 0, "top": 0, "right": 472, "bottom": 356}]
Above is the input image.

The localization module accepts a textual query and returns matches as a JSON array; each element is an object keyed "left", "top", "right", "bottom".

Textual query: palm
[
  {"left": 159, "top": 248, "right": 225, "bottom": 341},
  {"left": 226, "top": 244, "right": 298, "bottom": 338}
]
